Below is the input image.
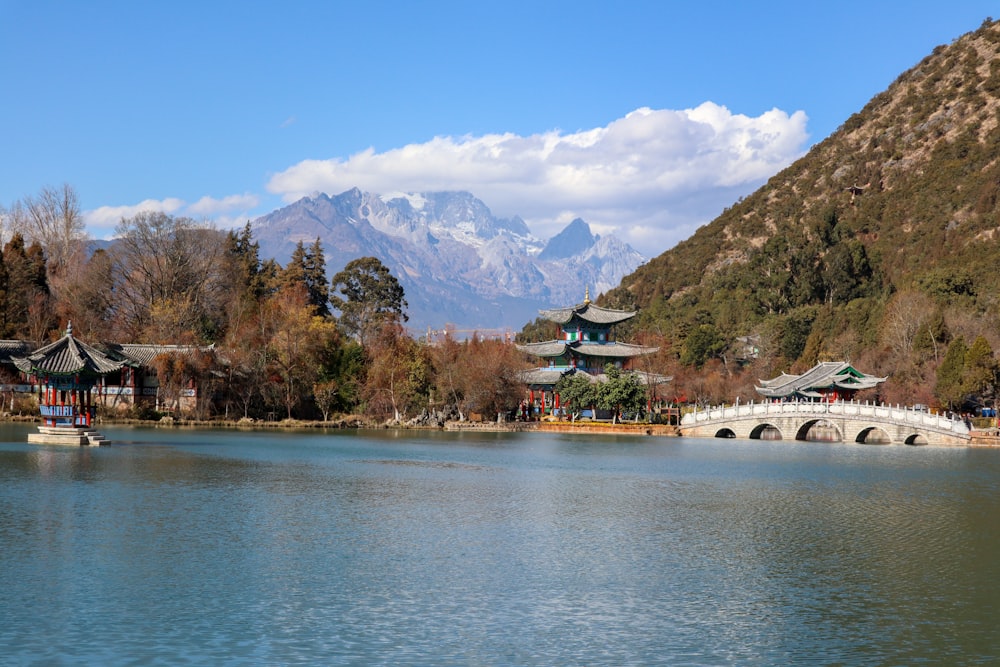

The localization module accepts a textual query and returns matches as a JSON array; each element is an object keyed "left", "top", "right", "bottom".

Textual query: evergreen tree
[
  {"left": 2, "top": 233, "right": 49, "bottom": 338},
  {"left": 935, "top": 336, "right": 968, "bottom": 411},
  {"left": 963, "top": 335, "right": 997, "bottom": 407},
  {"left": 282, "top": 239, "right": 330, "bottom": 317},
  {"left": 330, "top": 256, "right": 408, "bottom": 346},
  {"left": 226, "top": 222, "right": 268, "bottom": 302},
  {"left": 283, "top": 241, "right": 308, "bottom": 291},
  {"left": 304, "top": 238, "right": 330, "bottom": 318}
]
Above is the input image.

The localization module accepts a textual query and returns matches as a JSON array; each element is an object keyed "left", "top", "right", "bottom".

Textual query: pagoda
[
  {"left": 756, "top": 361, "right": 887, "bottom": 402},
  {"left": 13, "top": 322, "right": 125, "bottom": 445},
  {"left": 517, "top": 289, "right": 661, "bottom": 415}
]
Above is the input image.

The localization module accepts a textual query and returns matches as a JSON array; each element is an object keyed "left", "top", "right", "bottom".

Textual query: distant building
[{"left": 756, "top": 362, "right": 886, "bottom": 402}]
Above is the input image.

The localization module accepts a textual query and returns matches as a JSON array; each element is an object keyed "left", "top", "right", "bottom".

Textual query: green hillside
[{"left": 601, "top": 18, "right": 1000, "bottom": 408}]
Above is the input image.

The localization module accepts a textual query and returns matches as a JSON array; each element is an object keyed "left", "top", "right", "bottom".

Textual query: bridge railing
[{"left": 681, "top": 399, "right": 970, "bottom": 435}]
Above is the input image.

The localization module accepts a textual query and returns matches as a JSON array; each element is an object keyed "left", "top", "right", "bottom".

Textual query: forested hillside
[{"left": 602, "top": 18, "right": 1000, "bottom": 409}]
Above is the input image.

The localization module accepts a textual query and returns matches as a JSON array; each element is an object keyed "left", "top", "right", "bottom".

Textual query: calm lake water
[{"left": 1, "top": 423, "right": 998, "bottom": 666}]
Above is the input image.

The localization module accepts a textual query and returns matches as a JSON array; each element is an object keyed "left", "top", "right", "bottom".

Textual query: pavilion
[
  {"left": 756, "top": 361, "right": 887, "bottom": 402},
  {"left": 516, "top": 289, "right": 666, "bottom": 417},
  {"left": 13, "top": 322, "right": 125, "bottom": 445}
]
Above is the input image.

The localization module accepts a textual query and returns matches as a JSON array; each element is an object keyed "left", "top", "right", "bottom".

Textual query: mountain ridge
[
  {"left": 601, "top": 18, "right": 1000, "bottom": 404},
  {"left": 251, "top": 189, "right": 645, "bottom": 333}
]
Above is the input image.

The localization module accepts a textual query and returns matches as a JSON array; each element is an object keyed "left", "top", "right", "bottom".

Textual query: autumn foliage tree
[
  {"left": 151, "top": 348, "right": 217, "bottom": 417},
  {"left": 363, "top": 321, "right": 430, "bottom": 422},
  {"left": 259, "top": 285, "right": 340, "bottom": 419}
]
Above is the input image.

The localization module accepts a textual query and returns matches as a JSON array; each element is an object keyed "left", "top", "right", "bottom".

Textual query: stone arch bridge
[{"left": 680, "top": 400, "right": 970, "bottom": 446}]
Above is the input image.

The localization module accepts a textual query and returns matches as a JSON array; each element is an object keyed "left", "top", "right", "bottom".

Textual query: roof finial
[
  {"left": 66, "top": 320, "right": 73, "bottom": 337},
  {"left": 583, "top": 286, "right": 591, "bottom": 305}
]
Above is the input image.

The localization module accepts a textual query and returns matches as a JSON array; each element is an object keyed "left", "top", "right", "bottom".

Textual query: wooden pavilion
[{"left": 13, "top": 322, "right": 126, "bottom": 445}]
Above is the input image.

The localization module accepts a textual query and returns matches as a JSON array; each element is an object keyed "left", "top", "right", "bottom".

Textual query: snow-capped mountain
[{"left": 251, "top": 188, "right": 645, "bottom": 333}]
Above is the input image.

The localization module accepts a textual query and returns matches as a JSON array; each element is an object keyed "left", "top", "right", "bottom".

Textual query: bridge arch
[
  {"left": 749, "top": 423, "right": 784, "bottom": 440},
  {"left": 854, "top": 426, "right": 892, "bottom": 444},
  {"left": 904, "top": 433, "right": 929, "bottom": 446},
  {"left": 795, "top": 418, "right": 843, "bottom": 442},
  {"left": 714, "top": 428, "right": 736, "bottom": 438}
]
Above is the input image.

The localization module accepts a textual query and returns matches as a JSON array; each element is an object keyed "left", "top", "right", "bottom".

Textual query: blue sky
[{"left": 1, "top": 1, "right": 995, "bottom": 256}]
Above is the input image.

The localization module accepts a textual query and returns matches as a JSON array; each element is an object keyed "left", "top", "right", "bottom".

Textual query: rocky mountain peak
[
  {"left": 251, "top": 189, "right": 645, "bottom": 332},
  {"left": 539, "top": 218, "right": 598, "bottom": 261}
]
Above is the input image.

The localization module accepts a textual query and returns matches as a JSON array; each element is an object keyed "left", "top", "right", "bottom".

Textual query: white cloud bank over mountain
[
  {"left": 266, "top": 104, "right": 809, "bottom": 253},
  {"left": 81, "top": 104, "right": 807, "bottom": 253}
]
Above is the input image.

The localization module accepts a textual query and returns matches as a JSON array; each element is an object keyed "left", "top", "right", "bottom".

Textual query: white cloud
[
  {"left": 188, "top": 193, "right": 259, "bottom": 217},
  {"left": 85, "top": 198, "right": 186, "bottom": 237},
  {"left": 266, "top": 103, "right": 809, "bottom": 254},
  {"left": 84, "top": 193, "right": 261, "bottom": 238}
]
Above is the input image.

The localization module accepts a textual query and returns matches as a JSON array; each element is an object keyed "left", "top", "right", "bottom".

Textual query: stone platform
[{"left": 28, "top": 426, "right": 108, "bottom": 446}]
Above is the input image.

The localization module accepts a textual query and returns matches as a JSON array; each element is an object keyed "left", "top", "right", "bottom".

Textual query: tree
[
  {"left": 430, "top": 334, "right": 467, "bottom": 419},
  {"left": 283, "top": 238, "right": 330, "bottom": 317},
  {"left": 330, "top": 256, "right": 407, "bottom": 346},
  {"left": 112, "top": 212, "right": 228, "bottom": 342},
  {"left": 6, "top": 183, "right": 85, "bottom": 279},
  {"left": 0, "top": 233, "right": 50, "bottom": 338},
  {"left": 681, "top": 323, "right": 725, "bottom": 368},
  {"left": 963, "top": 335, "right": 997, "bottom": 409},
  {"left": 555, "top": 372, "right": 599, "bottom": 421},
  {"left": 259, "top": 285, "right": 339, "bottom": 419},
  {"left": 597, "top": 365, "right": 647, "bottom": 423},
  {"left": 304, "top": 238, "right": 330, "bottom": 317},
  {"left": 362, "top": 321, "right": 429, "bottom": 422},
  {"left": 225, "top": 222, "right": 274, "bottom": 304},
  {"left": 935, "top": 336, "right": 968, "bottom": 411},
  {"left": 54, "top": 247, "right": 115, "bottom": 341},
  {"left": 457, "top": 337, "right": 529, "bottom": 420},
  {"left": 151, "top": 348, "right": 215, "bottom": 416}
]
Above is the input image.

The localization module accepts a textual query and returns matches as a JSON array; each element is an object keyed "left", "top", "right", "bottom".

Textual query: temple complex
[
  {"left": 517, "top": 289, "right": 664, "bottom": 417},
  {"left": 13, "top": 323, "right": 125, "bottom": 445},
  {"left": 756, "top": 361, "right": 887, "bottom": 402}
]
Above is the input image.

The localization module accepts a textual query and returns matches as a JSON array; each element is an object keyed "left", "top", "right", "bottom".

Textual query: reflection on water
[{"left": 0, "top": 423, "right": 998, "bottom": 665}]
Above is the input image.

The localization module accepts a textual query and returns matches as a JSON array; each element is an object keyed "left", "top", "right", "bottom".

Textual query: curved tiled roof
[
  {"left": 103, "top": 342, "right": 214, "bottom": 366},
  {"left": 14, "top": 329, "right": 125, "bottom": 377},
  {"left": 518, "top": 340, "right": 658, "bottom": 359},
  {"left": 538, "top": 302, "right": 637, "bottom": 326},
  {"left": 756, "top": 361, "right": 887, "bottom": 398},
  {"left": 516, "top": 341, "right": 569, "bottom": 357},
  {"left": 573, "top": 341, "right": 658, "bottom": 358},
  {"left": 0, "top": 340, "right": 33, "bottom": 365},
  {"left": 519, "top": 367, "right": 573, "bottom": 386}
]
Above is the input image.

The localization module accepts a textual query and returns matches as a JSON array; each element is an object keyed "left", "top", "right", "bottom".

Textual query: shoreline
[
  {"left": 6, "top": 413, "right": 998, "bottom": 445},
  {"left": 2, "top": 413, "right": 679, "bottom": 436}
]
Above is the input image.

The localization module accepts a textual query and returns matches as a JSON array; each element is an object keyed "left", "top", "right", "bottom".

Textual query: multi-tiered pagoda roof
[{"left": 517, "top": 291, "right": 658, "bottom": 380}]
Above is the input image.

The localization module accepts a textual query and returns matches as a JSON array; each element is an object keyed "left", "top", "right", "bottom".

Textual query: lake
[{"left": 1, "top": 423, "right": 998, "bottom": 666}]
